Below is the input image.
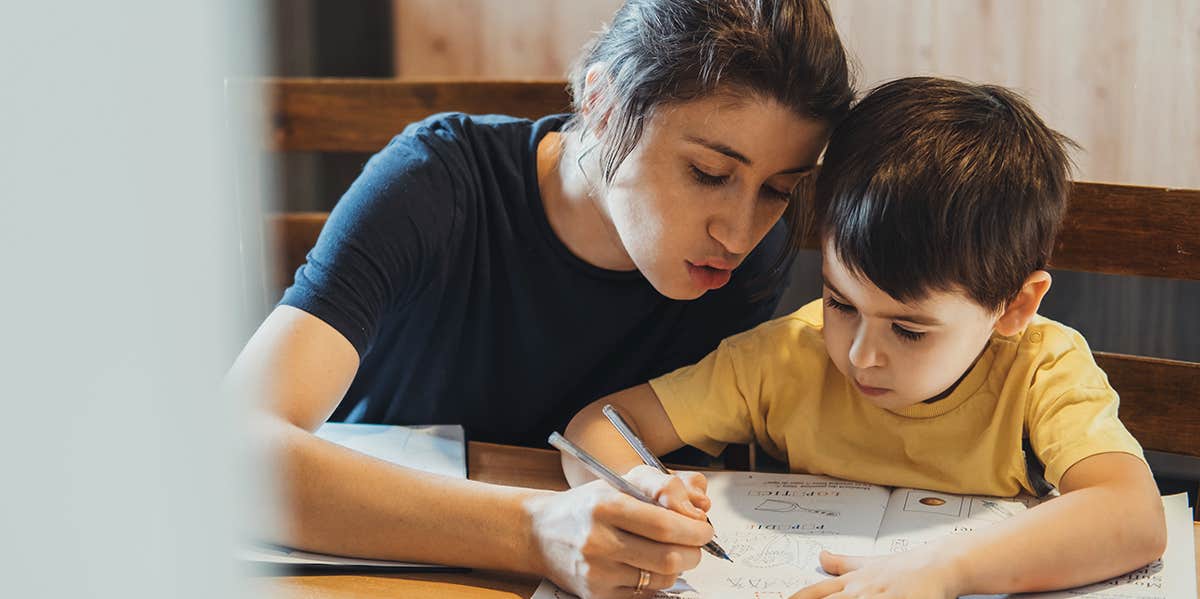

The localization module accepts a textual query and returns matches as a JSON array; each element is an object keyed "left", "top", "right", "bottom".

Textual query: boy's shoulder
[{"left": 995, "top": 314, "right": 1112, "bottom": 395}]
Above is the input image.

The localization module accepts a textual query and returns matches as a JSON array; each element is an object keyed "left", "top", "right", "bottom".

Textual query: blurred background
[
  {"left": 267, "top": 0, "right": 1199, "bottom": 362},
  {"left": 2, "top": 2, "right": 267, "bottom": 598}
]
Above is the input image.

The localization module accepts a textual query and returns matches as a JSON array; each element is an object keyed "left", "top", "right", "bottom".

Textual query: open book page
[
  {"left": 534, "top": 472, "right": 892, "bottom": 598},
  {"left": 873, "top": 488, "right": 1043, "bottom": 555},
  {"left": 532, "top": 470, "right": 1196, "bottom": 599}
]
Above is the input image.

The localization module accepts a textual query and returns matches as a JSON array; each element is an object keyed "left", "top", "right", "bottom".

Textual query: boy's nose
[{"left": 848, "top": 327, "right": 885, "bottom": 369}]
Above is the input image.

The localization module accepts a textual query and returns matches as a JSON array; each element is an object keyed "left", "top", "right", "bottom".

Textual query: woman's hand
[
  {"left": 788, "top": 548, "right": 965, "bottom": 599},
  {"left": 525, "top": 468, "right": 713, "bottom": 599}
]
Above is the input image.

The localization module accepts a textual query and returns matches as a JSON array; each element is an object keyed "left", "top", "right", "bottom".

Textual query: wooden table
[{"left": 260, "top": 442, "right": 1200, "bottom": 599}]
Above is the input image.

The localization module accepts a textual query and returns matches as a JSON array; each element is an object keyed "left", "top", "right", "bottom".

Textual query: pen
[
  {"left": 548, "top": 432, "right": 732, "bottom": 562},
  {"left": 600, "top": 405, "right": 732, "bottom": 562}
]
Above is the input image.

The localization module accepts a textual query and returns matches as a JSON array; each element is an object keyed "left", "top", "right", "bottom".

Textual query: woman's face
[{"left": 595, "top": 94, "right": 829, "bottom": 299}]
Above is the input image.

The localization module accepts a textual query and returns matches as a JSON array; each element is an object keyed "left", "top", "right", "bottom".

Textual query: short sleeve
[
  {"left": 280, "top": 124, "right": 460, "bottom": 357},
  {"left": 649, "top": 337, "right": 759, "bottom": 457},
  {"left": 1025, "top": 365, "right": 1146, "bottom": 488}
]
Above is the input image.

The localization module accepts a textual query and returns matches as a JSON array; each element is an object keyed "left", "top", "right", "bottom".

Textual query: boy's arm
[
  {"left": 790, "top": 452, "right": 1167, "bottom": 598},
  {"left": 563, "top": 384, "right": 712, "bottom": 516},
  {"left": 947, "top": 451, "right": 1166, "bottom": 593},
  {"left": 563, "top": 384, "right": 685, "bottom": 483}
]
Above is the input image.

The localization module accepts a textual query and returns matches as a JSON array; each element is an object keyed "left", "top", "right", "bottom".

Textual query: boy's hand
[
  {"left": 788, "top": 548, "right": 965, "bottom": 599},
  {"left": 624, "top": 465, "right": 711, "bottom": 520}
]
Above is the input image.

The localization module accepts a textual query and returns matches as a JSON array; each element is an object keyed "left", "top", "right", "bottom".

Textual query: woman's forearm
[{"left": 266, "top": 416, "right": 547, "bottom": 573}]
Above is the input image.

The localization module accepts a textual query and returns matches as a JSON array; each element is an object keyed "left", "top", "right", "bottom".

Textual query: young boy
[{"left": 562, "top": 77, "right": 1167, "bottom": 598}]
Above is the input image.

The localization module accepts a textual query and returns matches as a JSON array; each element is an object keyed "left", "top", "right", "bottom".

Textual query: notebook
[{"left": 532, "top": 471, "right": 1197, "bottom": 598}]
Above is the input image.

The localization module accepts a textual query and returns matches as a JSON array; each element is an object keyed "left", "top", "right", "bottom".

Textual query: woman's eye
[
  {"left": 824, "top": 296, "right": 856, "bottom": 314},
  {"left": 689, "top": 165, "right": 729, "bottom": 186},
  {"left": 892, "top": 324, "right": 926, "bottom": 342}
]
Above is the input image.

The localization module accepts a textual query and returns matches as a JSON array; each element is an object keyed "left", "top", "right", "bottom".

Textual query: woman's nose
[{"left": 706, "top": 193, "right": 760, "bottom": 256}]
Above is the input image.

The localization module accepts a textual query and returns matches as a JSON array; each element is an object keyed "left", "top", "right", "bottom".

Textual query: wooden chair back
[{"left": 255, "top": 78, "right": 1200, "bottom": 486}]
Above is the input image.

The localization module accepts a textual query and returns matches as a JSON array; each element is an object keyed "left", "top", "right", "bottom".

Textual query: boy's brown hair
[{"left": 813, "top": 76, "right": 1077, "bottom": 312}]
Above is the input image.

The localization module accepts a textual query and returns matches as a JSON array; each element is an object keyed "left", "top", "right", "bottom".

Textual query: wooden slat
[
  {"left": 270, "top": 183, "right": 1199, "bottom": 293},
  {"left": 1096, "top": 352, "right": 1200, "bottom": 457},
  {"left": 269, "top": 211, "right": 327, "bottom": 292},
  {"left": 252, "top": 80, "right": 1198, "bottom": 280},
  {"left": 266, "top": 210, "right": 1200, "bottom": 457},
  {"left": 797, "top": 181, "right": 1200, "bottom": 281},
  {"left": 259, "top": 78, "right": 572, "bottom": 152},
  {"left": 1053, "top": 182, "right": 1200, "bottom": 280}
]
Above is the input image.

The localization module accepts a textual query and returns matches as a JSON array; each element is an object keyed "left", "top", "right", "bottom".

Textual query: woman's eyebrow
[{"left": 684, "top": 135, "right": 750, "bottom": 164}]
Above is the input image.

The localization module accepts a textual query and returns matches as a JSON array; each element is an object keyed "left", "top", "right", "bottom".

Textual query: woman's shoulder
[{"left": 386, "top": 112, "right": 569, "bottom": 156}]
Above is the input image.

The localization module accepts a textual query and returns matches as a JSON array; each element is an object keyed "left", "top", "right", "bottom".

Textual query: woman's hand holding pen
[{"left": 524, "top": 467, "right": 714, "bottom": 599}]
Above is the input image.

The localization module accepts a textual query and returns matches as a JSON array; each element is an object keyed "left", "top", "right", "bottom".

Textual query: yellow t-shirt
[{"left": 650, "top": 300, "right": 1145, "bottom": 497}]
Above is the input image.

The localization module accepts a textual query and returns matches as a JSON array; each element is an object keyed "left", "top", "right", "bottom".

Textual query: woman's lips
[{"left": 686, "top": 261, "right": 732, "bottom": 290}]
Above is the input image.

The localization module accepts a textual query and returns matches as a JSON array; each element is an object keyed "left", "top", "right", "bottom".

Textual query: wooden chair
[{"left": 251, "top": 79, "right": 1200, "bottom": 511}]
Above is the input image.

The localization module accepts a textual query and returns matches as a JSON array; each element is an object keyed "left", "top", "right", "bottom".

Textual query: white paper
[
  {"left": 246, "top": 422, "right": 467, "bottom": 570},
  {"left": 534, "top": 472, "right": 893, "bottom": 598},
  {"left": 874, "top": 488, "right": 1042, "bottom": 555},
  {"left": 314, "top": 422, "right": 467, "bottom": 479},
  {"left": 531, "top": 471, "right": 1196, "bottom": 599}
]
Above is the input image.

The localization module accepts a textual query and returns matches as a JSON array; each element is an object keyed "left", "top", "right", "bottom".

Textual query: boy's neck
[{"left": 922, "top": 341, "right": 991, "bottom": 404}]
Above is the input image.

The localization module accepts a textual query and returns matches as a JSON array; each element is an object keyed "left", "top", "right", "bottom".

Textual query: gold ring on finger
[{"left": 634, "top": 568, "right": 651, "bottom": 593}]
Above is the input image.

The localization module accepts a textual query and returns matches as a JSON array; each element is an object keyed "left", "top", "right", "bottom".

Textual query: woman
[{"left": 229, "top": 0, "right": 852, "bottom": 596}]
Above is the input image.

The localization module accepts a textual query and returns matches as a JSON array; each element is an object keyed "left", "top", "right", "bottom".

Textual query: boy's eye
[
  {"left": 824, "top": 296, "right": 856, "bottom": 314},
  {"left": 892, "top": 324, "right": 926, "bottom": 342},
  {"left": 689, "top": 165, "right": 729, "bottom": 186},
  {"left": 761, "top": 185, "right": 792, "bottom": 203}
]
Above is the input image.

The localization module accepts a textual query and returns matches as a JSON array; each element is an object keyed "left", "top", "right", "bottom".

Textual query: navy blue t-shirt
[{"left": 281, "top": 113, "right": 789, "bottom": 447}]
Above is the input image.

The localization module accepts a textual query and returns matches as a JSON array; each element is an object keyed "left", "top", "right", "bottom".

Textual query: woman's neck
[{"left": 536, "top": 130, "right": 634, "bottom": 271}]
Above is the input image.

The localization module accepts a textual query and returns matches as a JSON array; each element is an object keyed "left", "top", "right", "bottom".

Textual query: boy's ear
[
  {"left": 995, "top": 270, "right": 1053, "bottom": 337},
  {"left": 580, "top": 63, "right": 613, "bottom": 136}
]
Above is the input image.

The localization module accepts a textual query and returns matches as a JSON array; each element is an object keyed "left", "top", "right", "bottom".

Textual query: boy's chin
[{"left": 866, "top": 391, "right": 927, "bottom": 412}]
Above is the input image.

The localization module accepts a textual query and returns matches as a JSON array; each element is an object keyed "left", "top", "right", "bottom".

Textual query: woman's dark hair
[
  {"left": 566, "top": 0, "right": 854, "bottom": 292},
  {"left": 814, "top": 77, "right": 1077, "bottom": 313}
]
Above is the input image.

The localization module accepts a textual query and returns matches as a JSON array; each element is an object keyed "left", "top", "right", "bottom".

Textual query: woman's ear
[
  {"left": 580, "top": 63, "right": 613, "bottom": 136},
  {"left": 995, "top": 270, "right": 1053, "bottom": 336}
]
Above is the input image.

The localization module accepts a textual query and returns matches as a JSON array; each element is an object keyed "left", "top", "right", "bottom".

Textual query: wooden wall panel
[
  {"left": 393, "top": 0, "right": 622, "bottom": 79},
  {"left": 394, "top": 0, "right": 1200, "bottom": 189},
  {"left": 388, "top": 0, "right": 1200, "bottom": 362},
  {"left": 830, "top": 0, "right": 1200, "bottom": 189}
]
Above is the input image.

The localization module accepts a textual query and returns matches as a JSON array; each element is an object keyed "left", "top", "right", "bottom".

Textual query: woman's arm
[
  {"left": 230, "top": 306, "right": 713, "bottom": 597},
  {"left": 789, "top": 452, "right": 1167, "bottom": 598}
]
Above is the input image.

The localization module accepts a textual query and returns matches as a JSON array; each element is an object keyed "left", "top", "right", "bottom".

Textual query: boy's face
[{"left": 820, "top": 242, "right": 1002, "bottom": 411}]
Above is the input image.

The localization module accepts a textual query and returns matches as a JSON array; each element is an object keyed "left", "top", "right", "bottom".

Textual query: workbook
[
  {"left": 533, "top": 472, "right": 1196, "bottom": 599},
  {"left": 242, "top": 423, "right": 467, "bottom": 573}
]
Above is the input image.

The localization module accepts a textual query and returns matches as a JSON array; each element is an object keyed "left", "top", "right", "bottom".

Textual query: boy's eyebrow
[
  {"left": 683, "top": 135, "right": 814, "bottom": 174},
  {"left": 822, "top": 277, "right": 944, "bottom": 327}
]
